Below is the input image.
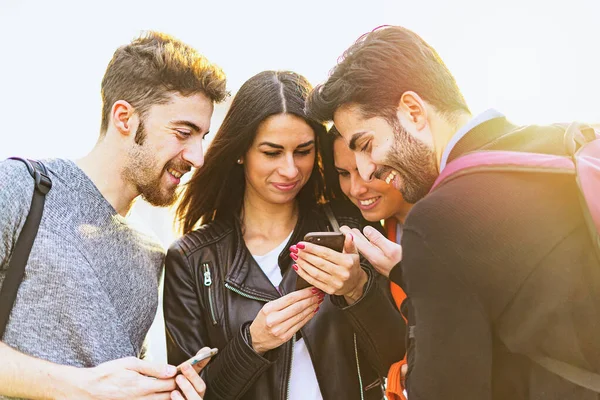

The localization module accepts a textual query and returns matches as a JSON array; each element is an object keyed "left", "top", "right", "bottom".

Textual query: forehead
[
  {"left": 254, "top": 113, "right": 315, "bottom": 144},
  {"left": 147, "top": 92, "right": 214, "bottom": 130},
  {"left": 333, "top": 137, "right": 356, "bottom": 166}
]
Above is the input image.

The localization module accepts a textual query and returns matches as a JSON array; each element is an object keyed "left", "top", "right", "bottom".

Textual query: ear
[
  {"left": 397, "top": 91, "right": 428, "bottom": 131},
  {"left": 111, "top": 100, "right": 137, "bottom": 137}
]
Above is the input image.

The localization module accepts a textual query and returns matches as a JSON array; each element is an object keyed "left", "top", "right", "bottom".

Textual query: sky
[
  {"left": 0, "top": 0, "right": 598, "bottom": 163},
  {"left": 1, "top": 0, "right": 598, "bottom": 361}
]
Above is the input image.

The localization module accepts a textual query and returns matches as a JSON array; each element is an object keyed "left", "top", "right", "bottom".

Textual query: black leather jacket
[{"left": 163, "top": 205, "right": 406, "bottom": 400}]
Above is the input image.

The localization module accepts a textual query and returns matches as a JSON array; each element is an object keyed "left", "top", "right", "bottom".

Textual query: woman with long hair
[{"left": 163, "top": 71, "right": 405, "bottom": 400}]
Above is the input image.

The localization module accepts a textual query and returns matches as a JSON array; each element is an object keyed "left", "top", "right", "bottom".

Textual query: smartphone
[
  {"left": 295, "top": 232, "right": 345, "bottom": 290},
  {"left": 176, "top": 347, "right": 218, "bottom": 373}
]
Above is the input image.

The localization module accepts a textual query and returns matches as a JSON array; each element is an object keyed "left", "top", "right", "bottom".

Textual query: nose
[
  {"left": 279, "top": 153, "right": 299, "bottom": 179},
  {"left": 355, "top": 153, "right": 376, "bottom": 182},
  {"left": 182, "top": 136, "right": 205, "bottom": 169},
  {"left": 349, "top": 173, "right": 368, "bottom": 199}
]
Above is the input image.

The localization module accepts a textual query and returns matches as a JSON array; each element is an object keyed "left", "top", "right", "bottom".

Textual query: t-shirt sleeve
[{"left": 0, "top": 160, "right": 35, "bottom": 272}]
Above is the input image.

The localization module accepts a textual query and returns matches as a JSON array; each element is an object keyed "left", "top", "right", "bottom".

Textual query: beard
[
  {"left": 123, "top": 125, "right": 187, "bottom": 207},
  {"left": 377, "top": 120, "right": 438, "bottom": 203}
]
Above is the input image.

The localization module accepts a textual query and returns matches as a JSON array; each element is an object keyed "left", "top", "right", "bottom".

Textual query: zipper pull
[{"left": 203, "top": 263, "right": 212, "bottom": 287}]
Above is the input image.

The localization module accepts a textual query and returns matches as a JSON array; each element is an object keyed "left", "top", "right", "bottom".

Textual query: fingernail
[
  {"left": 166, "top": 365, "right": 177, "bottom": 376},
  {"left": 318, "top": 292, "right": 325, "bottom": 299},
  {"left": 292, "top": 264, "right": 298, "bottom": 271},
  {"left": 311, "top": 287, "right": 319, "bottom": 294},
  {"left": 290, "top": 253, "right": 298, "bottom": 261},
  {"left": 314, "top": 306, "right": 320, "bottom": 313},
  {"left": 289, "top": 245, "right": 298, "bottom": 253},
  {"left": 297, "top": 243, "right": 305, "bottom": 250},
  {"left": 318, "top": 298, "right": 324, "bottom": 304}
]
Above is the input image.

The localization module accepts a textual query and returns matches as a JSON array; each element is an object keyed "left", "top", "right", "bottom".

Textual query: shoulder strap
[
  {"left": 323, "top": 203, "right": 340, "bottom": 233},
  {"left": 0, "top": 158, "right": 52, "bottom": 338},
  {"left": 431, "top": 150, "right": 575, "bottom": 193}
]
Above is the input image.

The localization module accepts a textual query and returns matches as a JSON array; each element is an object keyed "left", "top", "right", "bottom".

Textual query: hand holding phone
[
  {"left": 176, "top": 347, "right": 218, "bottom": 374},
  {"left": 292, "top": 230, "right": 367, "bottom": 303},
  {"left": 295, "top": 232, "right": 345, "bottom": 290}
]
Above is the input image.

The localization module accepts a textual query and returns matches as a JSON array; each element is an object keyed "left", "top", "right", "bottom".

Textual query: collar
[{"left": 439, "top": 109, "right": 505, "bottom": 172}]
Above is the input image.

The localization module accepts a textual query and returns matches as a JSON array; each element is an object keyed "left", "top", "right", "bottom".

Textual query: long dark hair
[{"left": 177, "top": 70, "right": 326, "bottom": 234}]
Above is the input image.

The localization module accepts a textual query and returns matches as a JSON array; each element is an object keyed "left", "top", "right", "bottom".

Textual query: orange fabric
[{"left": 384, "top": 218, "right": 408, "bottom": 400}]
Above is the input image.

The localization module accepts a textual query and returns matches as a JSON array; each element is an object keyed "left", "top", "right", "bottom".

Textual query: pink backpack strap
[
  {"left": 574, "top": 138, "right": 600, "bottom": 236},
  {"left": 430, "top": 150, "right": 575, "bottom": 193}
]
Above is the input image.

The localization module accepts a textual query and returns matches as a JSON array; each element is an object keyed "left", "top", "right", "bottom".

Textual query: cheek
[
  {"left": 297, "top": 155, "right": 315, "bottom": 176},
  {"left": 339, "top": 178, "right": 351, "bottom": 198}
]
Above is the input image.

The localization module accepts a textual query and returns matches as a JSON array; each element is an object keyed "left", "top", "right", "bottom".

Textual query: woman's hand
[
  {"left": 249, "top": 287, "right": 323, "bottom": 355},
  {"left": 342, "top": 225, "right": 402, "bottom": 278},
  {"left": 291, "top": 232, "right": 368, "bottom": 305}
]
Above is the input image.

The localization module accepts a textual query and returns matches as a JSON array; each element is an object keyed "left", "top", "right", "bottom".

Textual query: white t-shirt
[{"left": 252, "top": 233, "right": 324, "bottom": 400}]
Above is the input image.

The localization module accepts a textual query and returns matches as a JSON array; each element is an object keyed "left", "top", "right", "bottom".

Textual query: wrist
[
  {"left": 247, "top": 324, "right": 266, "bottom": 355},
  {"left": 49, "top": 365, "right": 89, "bottom": 400},
  {"left": 344, "top": 269, "right": 369, "bottom": 305}
]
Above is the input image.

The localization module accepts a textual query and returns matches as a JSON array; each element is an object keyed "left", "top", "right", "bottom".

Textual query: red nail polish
[
  {"left": 289, "top": 245, "right": 298, "bottom": 253},
  {"left": 318, "top": 298, "right": 324, "bottom": 304},
  {"left": 297, "top": 243, "right": 305, "bottom": 250},
  {"left": 292, "top": 264, "right": 298, "bottom": 271},
  {"left": 311, "top": 287, "right": 319, "bottom": 293},
  {"left": 318, "top": 292, "right": 325, "bottom": 299},
  {"left": 314, "top": 306, "right": 320, "bottom": 313},
  {"left": 290, "top": 253, "right": 298, "bottom": 261}
]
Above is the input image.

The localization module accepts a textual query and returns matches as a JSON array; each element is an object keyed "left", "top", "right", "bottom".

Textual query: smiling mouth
[
  {"left": 384, "top": 170, "right": 398, "bottom": 185},
  {"left": 273, "top": 182, "right": 299, "bottom": 191},
  {"left": 167, "top": 168, "right": 188, "bottom": 180},
  {"left": 359, "top": 197, "right": 380, "bottom": 206}
]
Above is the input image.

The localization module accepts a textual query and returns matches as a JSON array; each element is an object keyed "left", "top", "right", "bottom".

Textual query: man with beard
[
  {"left": 306, "top": 25, "right": 600, "bottom": 400},
  {"left": 0, "top": 32, "right": 228, "bottom": 399}
]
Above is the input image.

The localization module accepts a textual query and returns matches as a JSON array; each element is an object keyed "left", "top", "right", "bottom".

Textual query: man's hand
[
  {"left": 341, "top": 225, "right": 402, "bottom": 278},
  {"left": 171, "top": 348, "right": 212, "bottom": 400},
  {"left": 291, "top": 232, "right": 368, "bottom": 304},
  {"left": 68, "top": 357, "right": 177, "bottom": 399}
]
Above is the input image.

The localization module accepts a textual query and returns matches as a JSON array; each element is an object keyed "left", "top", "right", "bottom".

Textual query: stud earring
[{"left": 237, "top": 158, "right": 243, "bottom": 164}]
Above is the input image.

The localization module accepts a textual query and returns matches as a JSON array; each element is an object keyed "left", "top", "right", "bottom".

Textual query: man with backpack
[
  {"left": 0, "top": 31, "right": 228, "bottom": 399},
  {"left": 307, "top": 25, "right": 600, "bottom": 400}
]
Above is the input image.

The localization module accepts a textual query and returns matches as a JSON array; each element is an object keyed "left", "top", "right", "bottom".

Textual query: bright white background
[{"left": 1, "top": 0, "right": 598, "bottom": 362}]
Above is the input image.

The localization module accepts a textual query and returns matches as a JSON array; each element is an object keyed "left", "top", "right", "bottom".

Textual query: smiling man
[
  {"left": 307, "top": 25, "right": 600, "bottom": 400},
  {"left": 0, "top": 32, "right": 227, "bottom": 400}
]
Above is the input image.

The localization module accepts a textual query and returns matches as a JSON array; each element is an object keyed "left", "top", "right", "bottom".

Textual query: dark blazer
[
  {"left": 391, "top": 117, "right": 600, "bottom": 400},
  {"left": 164, "top": 204, "right": 406, "bottom": 400}
]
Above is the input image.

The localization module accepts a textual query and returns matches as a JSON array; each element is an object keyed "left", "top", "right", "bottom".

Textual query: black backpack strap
[{"left": 0, "top": 158, "right": 52, "bottom": 338}]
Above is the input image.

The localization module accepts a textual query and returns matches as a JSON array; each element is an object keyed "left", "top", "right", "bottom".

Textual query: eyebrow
[
  {"left": 348, "top": 132, "right": 368, "bottom": 151},
  {"left": 258, "top": 140, "right": 315, "bottom": 149},
  {"left": 172, "top": 120, "right": 203, "bottom": 133}
]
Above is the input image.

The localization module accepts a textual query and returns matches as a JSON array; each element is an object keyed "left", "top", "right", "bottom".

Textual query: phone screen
[{"left": 176, "top": 348, "right": 218, "bottom": 373}]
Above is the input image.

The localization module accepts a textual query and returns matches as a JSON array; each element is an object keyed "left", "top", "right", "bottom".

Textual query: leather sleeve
[
  {"left": 163, "top": 242, "right": 274, "bottom": 400},
  {"left": 331, "top": 265, "right": 407, "bottom": 376}
]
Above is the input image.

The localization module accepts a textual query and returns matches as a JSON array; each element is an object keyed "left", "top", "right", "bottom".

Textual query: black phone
[{"left": 295, "top": 232, "right": 345, "bottom": 290}]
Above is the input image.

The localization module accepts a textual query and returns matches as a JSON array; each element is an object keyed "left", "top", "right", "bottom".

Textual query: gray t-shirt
[{"left": 0, "top": 158, "right": 164, "bottom": 370}]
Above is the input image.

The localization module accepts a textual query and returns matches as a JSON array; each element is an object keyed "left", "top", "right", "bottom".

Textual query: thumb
[
  {"left": 364, "top": 226, "right": 397, "bottom": 252},
  {"left": 126, "top": 358, "right": 177, "bottom": 378},
  {"left": 363, "top": 225, "right": 403, "bottom": 263},
  {"left": 343, "top": 231, "right": 357, "bottom": 255}
]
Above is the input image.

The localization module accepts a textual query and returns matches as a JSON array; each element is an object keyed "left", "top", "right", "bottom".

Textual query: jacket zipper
[
  {"left": 224, "top": 282, "right": 273, "bottom": 303},
  {"left": 354, "top": 333, "right": 365, "bottom": 400},
  {"left": 286, "top": 334, "right": 296, "bottom": 400},
  {"left": 202, "top": 263, "right": 217, "bottom": 325}
]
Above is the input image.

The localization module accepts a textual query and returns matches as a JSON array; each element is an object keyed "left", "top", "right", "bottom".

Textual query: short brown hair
[
  {"left": 100, "top": 31, "right": 228, "bottom": 135},
  {"left": 306, "top": 25, "right": 469, "bottom": 123}
]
